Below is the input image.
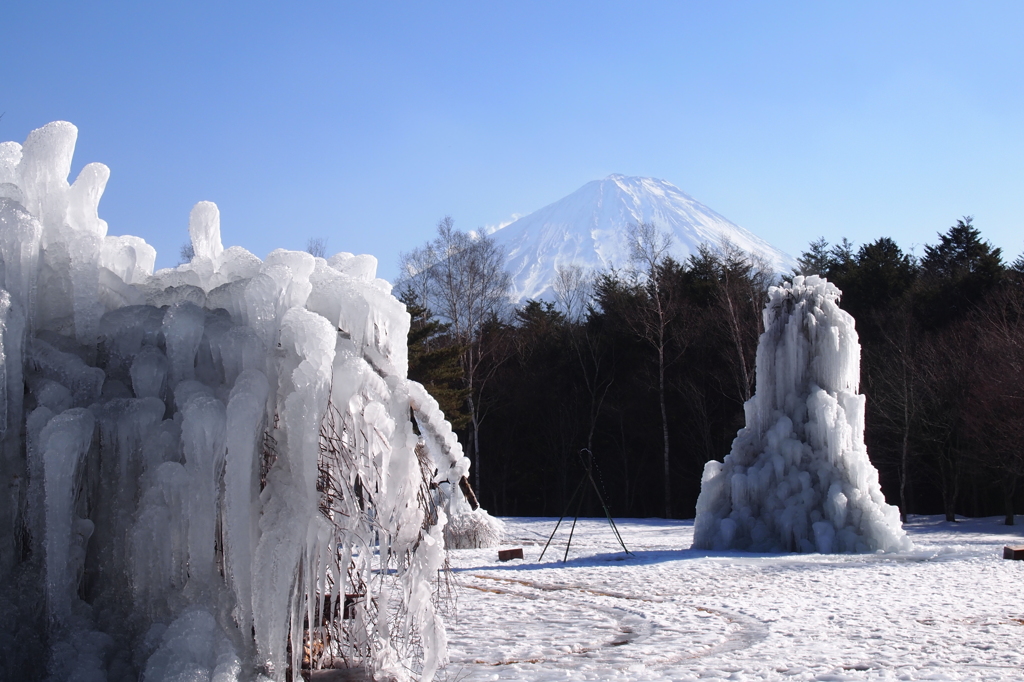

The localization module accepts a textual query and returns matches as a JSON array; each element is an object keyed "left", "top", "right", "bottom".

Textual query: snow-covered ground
[{"left": 442, "top": 516, "right": 1024, "bottom": 681}]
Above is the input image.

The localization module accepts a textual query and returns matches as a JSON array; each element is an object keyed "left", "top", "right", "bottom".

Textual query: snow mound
[
  {"left": 692, "top": 275, "right": 911, "bottom": 553},
  {"left": 0, "top": 122, "right": 471, "bottom": 682},
  {"left": 444, "top": 508, "right": 504, "bottom": 550}
]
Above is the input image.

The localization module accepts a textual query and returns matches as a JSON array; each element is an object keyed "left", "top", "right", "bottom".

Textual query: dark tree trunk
[
  {"left": 1003, "top": 476, "right": 1017, "bottom": 526},
  {"left": 659, "top": 343, "right": 671, "bottom": 518},
  {"left": 899, "top": 404, "right": 910, "bottom": 523},
  {"left": 468, "top": 392, "right": 481, "bottom": 496},
  {"left": 940, "top": 454, "right": 958, "bottom": 522}
]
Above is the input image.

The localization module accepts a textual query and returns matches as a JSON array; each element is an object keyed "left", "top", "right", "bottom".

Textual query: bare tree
[
  {"left": 628, "top": 222, "right": 673, "bottom": 276},
  {"left": 715, "top": 241, "right": 774, "bottom": 403},
  {"left": 398, "top": 216, "right": 512, "bottom": 496},
  {"left": 626, "top": 222, "right": 685, "bottom": 518},
  {"left": 964, "top": 282, "right": 1024, "bottom": 524},
  {"left": 306, "top": 237, "right": 328, "bottom": 259},
  {"left": 916, "top": 325, "right": 974, "bottom": 522},
  {"left": 553, "top": 264, "right": 593, "bottom": 323},
  {"left": 555, "top": 265, "right": 611, "bottom": 451},
  {"left": 868, "top": 297, "right": 921, "bottom": 522}
]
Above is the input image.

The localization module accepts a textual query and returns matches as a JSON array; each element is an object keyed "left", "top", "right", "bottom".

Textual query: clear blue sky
[{"left": 4, "top": 1, "right": 1023, "bottom": 279}]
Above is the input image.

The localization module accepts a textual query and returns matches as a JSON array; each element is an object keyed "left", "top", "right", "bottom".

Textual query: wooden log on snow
[
  {"left": 1003, "top": 545, "right": 1024, "bottom": 560},
  {"left": 498, "top": 548, "right": 524, "bottom": 561}
]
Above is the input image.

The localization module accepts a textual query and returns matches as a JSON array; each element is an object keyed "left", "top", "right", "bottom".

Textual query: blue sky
[{"left": 4, "top": 1, "right": 1023, "bottom": 279}]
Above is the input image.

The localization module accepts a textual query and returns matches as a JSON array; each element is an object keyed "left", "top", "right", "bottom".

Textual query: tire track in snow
[
  {"left": 685, "top": 605, "right": 769, "bottom": 660},
  {"left": 459, "top": 576, "right": 652, "bottom": 657},
  {"left": 461, "top": 574, "right": 769, "bottom": 666}
]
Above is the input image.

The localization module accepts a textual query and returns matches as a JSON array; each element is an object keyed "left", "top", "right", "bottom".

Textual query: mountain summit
[{"left": 490, "top": 175, "right": 796, "bottom": 301}]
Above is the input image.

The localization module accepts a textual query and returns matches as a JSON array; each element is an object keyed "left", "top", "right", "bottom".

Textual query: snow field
[{"left": 444, "top": 517, "right": 1024, "bottom": 681}]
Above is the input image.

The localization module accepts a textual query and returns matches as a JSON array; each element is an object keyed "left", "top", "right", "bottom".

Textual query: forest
[{"left": 398, "top": 217, "right": 1024, "bottom": 524}]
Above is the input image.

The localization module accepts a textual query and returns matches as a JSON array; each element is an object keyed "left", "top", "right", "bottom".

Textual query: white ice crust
[
  {"left": 692, "top": 275, "right": 911, "bottom": 554},
  {"left": 0, "top": 122, "right": 471, "bottom": 681}
]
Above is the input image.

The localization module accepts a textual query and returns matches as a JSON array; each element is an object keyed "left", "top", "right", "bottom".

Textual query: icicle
[
  {"left": 163, "top": 301, "right": 206, "bottom": 387},
  {"left": 0, "top": 199, "right": 43, "bottom": 320},
  {"left": 42, "top": 408, "right": 95, "bottom": 625},
  {"left": 223, "top": 369, "right": 269, "bottom": 640},
  {"left": 181, "top": 394, "right": 227, "bottom": 585}
]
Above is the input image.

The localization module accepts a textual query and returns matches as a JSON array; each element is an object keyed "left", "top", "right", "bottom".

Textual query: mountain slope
[{"left": 491, "top": 175, "right": 796, "bottom": 301}]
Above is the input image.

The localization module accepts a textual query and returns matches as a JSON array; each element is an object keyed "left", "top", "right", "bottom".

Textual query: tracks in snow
[{"left": 451, "top": 573, "right": 768, "bottom": 670}]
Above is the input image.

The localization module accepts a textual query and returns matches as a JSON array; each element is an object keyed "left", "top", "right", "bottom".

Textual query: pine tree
[
  {"left": 400, "top": 290, "right": 471, "bottom": 431},
  {"left": 918, "top": 216, "right": 1004, "bottom": 328}
]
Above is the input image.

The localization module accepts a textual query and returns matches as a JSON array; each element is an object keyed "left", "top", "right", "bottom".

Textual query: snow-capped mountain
[{"left": 490, "top": 175, "right": 796, "bottom": 301}]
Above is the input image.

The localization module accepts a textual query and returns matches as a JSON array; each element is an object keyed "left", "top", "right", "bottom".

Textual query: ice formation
[
  {"left": 407, "top": 382, "right": 504, "bottom": 550},
  {"left": 692, "top": 275, "right": 911, "bottom": 554},
  {"left": 0, "top": 122, "right": 476, "bottom": 682}
]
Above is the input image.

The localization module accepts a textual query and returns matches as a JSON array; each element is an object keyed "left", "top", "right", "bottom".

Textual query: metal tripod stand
[{"left": 539, "top": 448, "right": 631, "bottom": 562}]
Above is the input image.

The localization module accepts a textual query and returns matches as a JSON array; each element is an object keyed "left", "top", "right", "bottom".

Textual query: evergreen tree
[
  {"left": 835, "top": 237, "right": 918, "bottom": 345},
  {"left": 1011, "top": 251, "right": 1024, "bottom": 274},
  {"left": 400, "top": 289, "right": 471, "bottom": 431},
  {"left": 795, "top": 237, "right": 832, "bottom": 276},
  {"left": 918, "top": 216, "right": 1004, "bottom": 328}
]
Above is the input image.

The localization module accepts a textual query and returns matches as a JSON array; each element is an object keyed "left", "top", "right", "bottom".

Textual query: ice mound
[
  {"left": 692, "top": 275, "right": 911, "bottom": 554},
  {"left": 0, "top": 122, "right": 472, "bottom": 682},
  {"left": 442, "top": 508, "right": 504, "bottom": 550}
]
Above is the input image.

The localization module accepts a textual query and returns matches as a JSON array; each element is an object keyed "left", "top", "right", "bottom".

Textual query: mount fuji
[{"left": 489, "top": 175, "right": 797, "bottom": 302}]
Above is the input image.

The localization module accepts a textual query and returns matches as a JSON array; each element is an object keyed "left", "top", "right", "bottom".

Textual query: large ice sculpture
[
  {"left": 0, "top": 122, "right": 469, "bottom": 682},
  {"left": 692, "top": 275, "right": 911, "bottom": 554}
]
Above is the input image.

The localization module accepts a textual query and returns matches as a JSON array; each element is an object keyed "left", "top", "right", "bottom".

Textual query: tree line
[{"left": 398, "top": 217, "right": 1024, "bottom": 523}]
